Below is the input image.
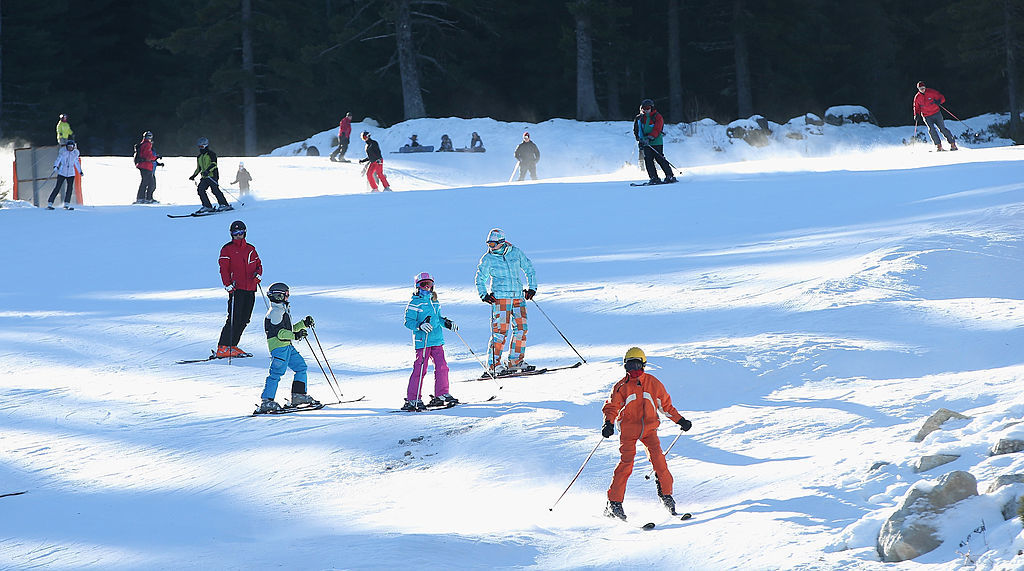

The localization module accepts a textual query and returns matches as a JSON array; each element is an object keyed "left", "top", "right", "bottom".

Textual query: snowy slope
[{"left": 1, "top": 119, "right": 1023, "bottom": 570}]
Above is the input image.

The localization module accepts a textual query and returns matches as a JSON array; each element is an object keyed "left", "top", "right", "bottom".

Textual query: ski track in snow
[{"left": 1, "top": 118, "right": 1024, "bottom": 569}]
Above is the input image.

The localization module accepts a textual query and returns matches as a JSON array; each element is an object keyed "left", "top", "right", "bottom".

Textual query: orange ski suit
[{"left": 602, "top": 372, "right": 684, "bottom": 503}]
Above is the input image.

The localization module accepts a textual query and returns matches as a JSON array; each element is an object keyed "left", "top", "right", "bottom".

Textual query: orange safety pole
[
  {"left": 12, "top": 161, "right": 18, "bottom": 200},
  {"left": 74, "top": 166, "right": 83, "bottom": 205}
]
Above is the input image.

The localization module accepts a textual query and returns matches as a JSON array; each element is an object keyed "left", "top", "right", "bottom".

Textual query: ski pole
[
  {"left": 640, "top": 139, "right": 677, "bottom": 170},
  {"left": 309, "top": 325, "right": 343, "bottom": 398},
  {"left": 305, "top": 335, "right": 343, "bottom": 402},
  {"left": 414, "top": 316, "right": 432, "bottom": 403},
  {"left": 208, "top": 177, "right": 245, "bottom": 206},
  {"left": 227, "top": 292, "right": 235, "bottom": 365},
  {"left": 452, "top": 326, "right": 502, "bottom": 390},
  {"left": 258, "top": 283, "right": 269, "bottom": 310},
  {"left": 938, "top": 103, "right": 971, "bottom": 140},
  {"left": 508, "top": 161, "right": 520, "bottom": 182},
  {"left": 531, "top": 299, "right": 586, "bottom": 364},
  {"left": 549, "top": 436, "right": 604, "bottom": 511},
  {"left": 644, "top": 431, "right": 685, "bottom": 480},
  {"left": 913, "top": 115, "right": 919, "bottom": 141}
]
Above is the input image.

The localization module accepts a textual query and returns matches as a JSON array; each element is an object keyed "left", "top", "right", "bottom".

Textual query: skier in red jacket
[
  {"left": 601, "top": 347, "right": 692, "bottom": 521},
  {"left": 330, "top": 112, "right": 353, "bottom": 162},
  {"left": 216, "top": 220, "right": 263, "bottom": 358},
  {"left": 134, "top": 131, "right": 161, "bottom": 204},
  {"left": 913, "top": 81, "right": 958, "bottom": 151}
]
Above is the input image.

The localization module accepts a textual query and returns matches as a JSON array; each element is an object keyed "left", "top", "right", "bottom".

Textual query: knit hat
[{"left": 486, "top": 228, "right": 505, "bottom": 243}]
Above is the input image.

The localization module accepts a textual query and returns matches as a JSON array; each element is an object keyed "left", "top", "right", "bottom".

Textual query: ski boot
[
  {"left": 664, "top": 175, "right": 678, "bottom": 183},
  {"left": 660, "top": 494, "right": 677, "bottom": 515},
  {"left": 604, "top": 500, "right": 627, "bottom": 521},
  {"left": 291, "top": 393, "right": 320, "bottom": 407},
  {"left": 215, "top": 345, "right": 233, "bottom": 358},
  {"left": 258, "top": 399, "right": 282, "bottom": 413},
  {"left": 227, "top": 346, "right": 251, "bottom": 358},
  {"left": 401, "top": 399, "right": 426, "bottom": 412},
  {"left": 950, "top": 141, "right": 958, "bottom": 151},
  {"left": 440, "top": 393, "right": 460, "bottom": 406},
  {"left": 427, "top": 395, "right": 445, "bottom": 407},
  {"left": 132, "top": 199, "right": 147, "bottom": 205},
  {"left": 936, "top": 144, "right": 945, "bottom": 152},
  {"left": 648, "top": 177, "right": 663, "bottom": 185},
  {"left": 197, "top": 205, "right": 216, "bottom": 214},
  {"left": 506, "top": 361, "right": 536, "bottom": 373},
  {"left": 216, "top": 204, "right": 234, "bottom": 212},
  {"left": 46, "top": 203, "right": 55, "bottom": 210},
  {"left": 63, "top": 205, "right": 74, "bottom": 210}
]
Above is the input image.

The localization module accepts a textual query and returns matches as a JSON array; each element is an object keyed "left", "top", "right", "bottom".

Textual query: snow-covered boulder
[
  {"left": 824, "top": 105, "right": 877, "bottom": 126},
  {"left": 986, "top": 474, "right": 1024, "bottom": 494},
  {"left": 781, "top": 113, "right": 825, "bottom": 140},
  {"left": 876, "top": 470, "right": 978, "bottom": 562},
  {"left": 726, "top": 115, "right": 772, "bottom": 147},
  {"left": 914, "top": 454, "right": 959, "bottom": 473},
  {"left": 913, "top": 408, "right": 971, "bottom": 442},
  {"left": 990, "top": 439, "right": 1024, "bottom": 456}
]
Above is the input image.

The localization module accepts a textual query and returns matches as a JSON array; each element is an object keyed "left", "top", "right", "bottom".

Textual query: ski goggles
[
  {"left": 624, "top": 359, "right": 644, "bottom": 372},
  {"left": 417, "top": 279, "right": 434, "bottom": 289},
  {"left": 641, "top": 105, "right": 652, "bottom": 111},
  {"left": 231, "top": 229, "right": 245, "bottom": 236},
  {"left": 487, "top": 240, "right": 505, "bottom": 249}
]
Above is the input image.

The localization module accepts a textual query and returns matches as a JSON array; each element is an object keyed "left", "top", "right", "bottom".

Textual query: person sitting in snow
[
  {"left": 437, "top": 134, "right": 454, "bottom": 152},
  {"left": 633, "top": 98, "right": 677, "bottom": 185},
  {"left": 259, "top": 282, "right": 320, "bottom": 413},
  {"left": 913, "top": 81, "right": 958, "bottom": 152},
  {"left": 602, "top": 347, "right": 692, "bottom": 521},
  {"left": 401, "top": 272, "right": 460, "bottom": 412},
  {"left": 408, "top": 134, "right": 421, "bottom": 148},
  {"left": 470, "top": 132, "right": 484, "bottom": 151}
]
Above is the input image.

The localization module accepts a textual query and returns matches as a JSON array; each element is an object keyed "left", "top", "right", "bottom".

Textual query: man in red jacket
[
  {"left": 330, "top": 111, "right": 354, "bottom": 162},
  {"left": 601, "top": 347, "right": 692, "bottom": 521},
  {"left": 216, "top": 220, "right": 263, "bottom": 358},
  {"left": 134, "top": 131, "right": 161, "bottom": 204},
  {"left": 913, "top": 81, "right": 958, "bottom": 151}
]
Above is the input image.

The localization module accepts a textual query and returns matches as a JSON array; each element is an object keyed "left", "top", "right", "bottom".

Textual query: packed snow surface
[{"left": 1, "top": 116, "right": 1024, "bottom": 570}]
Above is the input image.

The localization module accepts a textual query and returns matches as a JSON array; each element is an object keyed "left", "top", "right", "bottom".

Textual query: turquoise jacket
[
  {"left": 405, "top": 290, "right": 446, "bottom": 349},
  {"left": 475, "top": 243, "right": 537, "bottom": 300}
]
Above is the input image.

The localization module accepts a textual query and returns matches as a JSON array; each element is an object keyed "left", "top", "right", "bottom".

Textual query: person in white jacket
[{"left": 47, "top": 140, "right": 83, "bottom": 210}]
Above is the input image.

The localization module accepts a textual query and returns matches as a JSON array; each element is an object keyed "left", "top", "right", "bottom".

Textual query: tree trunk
[
  {"left": 575, "top": 1, "right": 601, "bottom": 120},
  {"left": 732, "top": 0, "right": 753, "bottom": 118},
  {"left": 1005, "top": 0, "right": 1020, "bottom": 141},
  {"left": 395, "top": 0, "right": 426, "bottom": 119},
  {"left": 241, "top": 0, "right": 257, "bottom": 155},
  {"left": 606, "top": 70, "right": 620, "bottom": 120},
  {"left": 667, "top": 0, "right": 683, "bottom": 122}
]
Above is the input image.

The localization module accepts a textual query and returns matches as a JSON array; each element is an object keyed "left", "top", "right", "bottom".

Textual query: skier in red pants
[
  {"left": 358, "top": 131, "right": 391, "bottom": 192},
  {"left": 601, "top": 347, "right": 692, "bottom": 521}
]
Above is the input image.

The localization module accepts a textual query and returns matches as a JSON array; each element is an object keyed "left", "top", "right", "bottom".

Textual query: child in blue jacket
[{"left": 403, "top": 272, "right": 460, "bottom": 411}]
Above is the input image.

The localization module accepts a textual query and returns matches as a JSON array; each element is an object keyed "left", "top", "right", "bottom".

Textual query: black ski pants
[
  {"left": 47, "top": 175, "right": 75, "bottom": 205},
  {"left": 330, "top": 136, "right": 350, "bottom": 161},
  {"left": 137, "top": 168, "right": 156, "bottom": 201},
  {"left": 218, "top": 289, "right": 256, "bottom": 347},
  {"left": 642, "top": 143, "right": 673, "bottom": 181},
  {"left": 518, "top": 160, "right": 538, "bottom": 181},
  {"left": 923, "top": 112, "right": 955, "bottom": 146},
  {"left": 197, "top": 177, "right": 229, "bottom": 208}
]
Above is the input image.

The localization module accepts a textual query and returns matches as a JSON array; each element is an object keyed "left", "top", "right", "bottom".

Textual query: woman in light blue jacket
[
  {"left": 402, "top": 272, "right": 460, "bottom": 412},
  {"left": 474, "top": 228, "right": 537, "bottom": 374}
]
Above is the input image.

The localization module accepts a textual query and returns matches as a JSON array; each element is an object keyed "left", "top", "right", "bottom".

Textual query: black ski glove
[
  {"left": 443, "top": 318, "right": 457, "bottom": 331},
  {"left": 602, "top": 421, "right": 614, "bottom": 438},
  {"left": 188, "top": 174, "right": 196, "bottom": 181},
  {"left": 303, "top": 316, "right": 314, "bottom": 328},
  {"left": 524, "top": 288, "right": 536, "bottom": 301},
  {"left": 482, "top": 293, "right": 496, "bottom": 304},
  {"left": 294, "top": 329, "right": 308, "bottom": 340},
  {"left": 677, "top": 417, "right": 692, "bottom": 431}
]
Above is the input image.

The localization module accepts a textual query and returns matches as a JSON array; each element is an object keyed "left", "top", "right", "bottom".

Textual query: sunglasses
[{"left": 624, "top": 359, "right": 644, "bottom": 372}]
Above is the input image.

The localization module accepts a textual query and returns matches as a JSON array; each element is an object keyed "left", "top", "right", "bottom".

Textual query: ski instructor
[
  {"left": 474, "top": 228, "right": 537, "bottom": 375},
  {"left": 216, "top": 220, "right": 263, "bottom": 359},
  {"left": 601, "top": 347, "right": 692, "bottom": 522},
  {"left": 634, "top": 98, "right": 677, "bottom": 185}
]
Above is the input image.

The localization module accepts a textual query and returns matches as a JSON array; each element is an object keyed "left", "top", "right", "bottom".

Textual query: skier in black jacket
[
  {"left": 358, "top": 131, "right": 391, "bottom": 192},
  {"left": 188, "top": 137, "right": 231, "bottom": 212}
]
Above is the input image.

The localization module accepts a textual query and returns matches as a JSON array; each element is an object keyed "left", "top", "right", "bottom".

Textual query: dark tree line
[{"left": 2, "top": 0, "right": 1022, "bottom": 156}]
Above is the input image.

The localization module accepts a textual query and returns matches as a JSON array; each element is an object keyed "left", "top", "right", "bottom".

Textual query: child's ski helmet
[
  {"left": 414, "top": 272, "right": 434, "bottom": 288},
  {"left": 268, "top": 282, "right": 290, "bottom": 303},
  {"left": 623, "top": 347, "right": 647, "bottom": 365}
]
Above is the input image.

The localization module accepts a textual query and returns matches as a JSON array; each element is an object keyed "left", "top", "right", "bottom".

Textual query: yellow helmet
[{"left": 623, "top": 347, "right": 646, "bottom": 365}]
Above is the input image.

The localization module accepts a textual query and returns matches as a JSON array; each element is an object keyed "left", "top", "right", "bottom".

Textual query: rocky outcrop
[
  {"left": 824, "top": 105, "right": 877, "bottom": 126},
  {"left": 913, "top": 454, "right": 959, "bottom": 473},
  {"left": 913, "top": 408, "right": 971, "bottom": 442},
  {"left": 877, "top": 470, "right": 978, "bottom": 562},
  {"left": 990, "top": 439, "right": 1024, "bottom": 456},
  {"left": 726, "top": 115, "right": 772, "bottom": 147}
]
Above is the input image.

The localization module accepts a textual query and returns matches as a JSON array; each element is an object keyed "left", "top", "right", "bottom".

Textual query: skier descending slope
[
  {"left": 601, "top": 347, "right": 692, "bottom": 521},
  {"left": 633, "top": 98, "right": 677, "bottom": 185},
  {"left": 258, "top": 283, "right": 320, "bottom": 413},
  {"left": 475, "top": 228, "right": 537, "bottom": 375},
  {"left": 401, "top": 272, "right": 460, "bottom": 412}
]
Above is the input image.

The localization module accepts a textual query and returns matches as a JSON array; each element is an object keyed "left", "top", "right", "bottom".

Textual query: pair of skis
[
  {"left": 468, "top": 361, "right": 583, "bottom": 381},
  {"left": 176, "top": 351, "right": 252, "bottom": 364},
  {"left": 251, "top": 395, "right": 366, "bottom": 416}
]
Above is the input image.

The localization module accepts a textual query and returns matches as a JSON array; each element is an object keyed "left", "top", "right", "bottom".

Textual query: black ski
[
  {"left": 390, "top": 402, "right": 458, "bottom": 413},
  {"left": 251, "top": 402, "right": 326, "bottom": 416},
  {"left": 167, "top": 208, "right": 234, "bottom": 219},
  {"left": 630, "top": 179, "right": 679, "bottom": 187},
  {"left": 177, "top": 352, "right": 252, "bottom": 364},
  {"left": 0, "top": 491, "right": 27, "bottom": 499}
]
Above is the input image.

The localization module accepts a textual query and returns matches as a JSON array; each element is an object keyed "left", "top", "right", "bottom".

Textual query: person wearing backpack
[{"left": 134, "top": 131, "right": 161, "bottom": 204}]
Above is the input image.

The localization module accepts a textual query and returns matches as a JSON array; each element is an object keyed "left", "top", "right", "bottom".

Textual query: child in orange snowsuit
[{"left": 601, "top": 347, "right": 692, "bottom": 520}]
